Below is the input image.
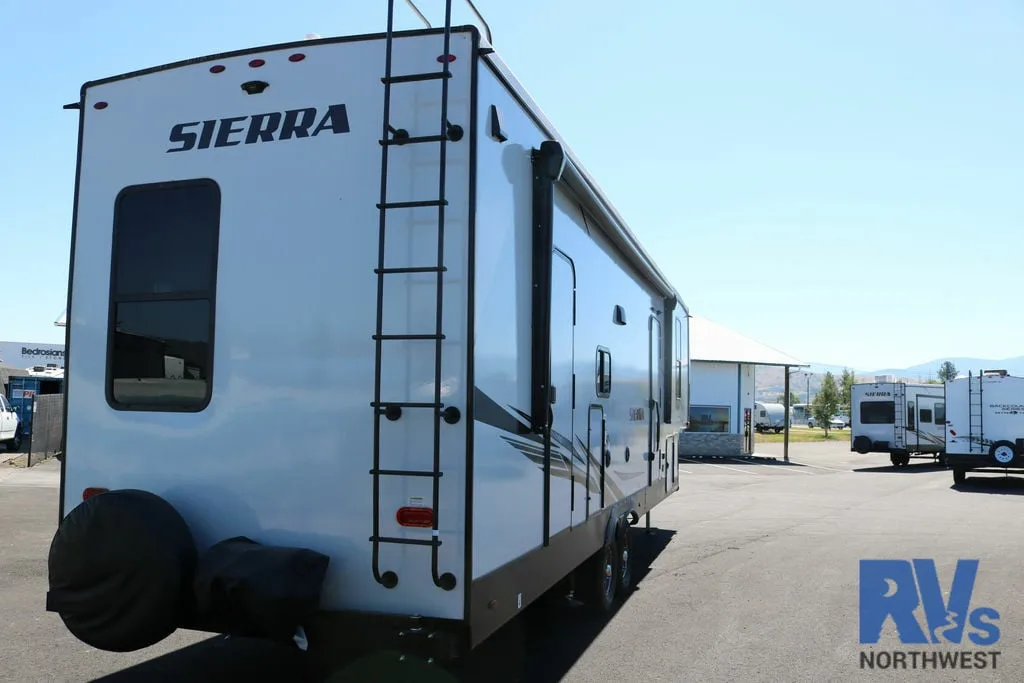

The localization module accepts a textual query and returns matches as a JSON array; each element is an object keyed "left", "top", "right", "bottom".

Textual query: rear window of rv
[
  {"left": 860, "top": 400, "right": 895, "bottom": 424},
  {"left": 106, "top": 179, "right": 220, "bottom": 411}
]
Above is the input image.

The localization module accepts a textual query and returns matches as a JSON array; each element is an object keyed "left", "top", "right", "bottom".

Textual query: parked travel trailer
[
  {"left": 944, "top": 370, "right": 1024, "bottom": 484},
  {"left": 753, "top": 401, "right": 788, "bottom": 433},
  {"left": 850, "top": 379, "right": 946, "bottom": 467},
  {"left": 46, "top": 3, "right": 689, "bottom": 675}
]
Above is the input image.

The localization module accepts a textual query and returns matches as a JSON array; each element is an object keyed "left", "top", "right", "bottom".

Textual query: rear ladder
[
  {"left": 968, "top": 370, "right": 984, "bottom": 453},
  {"left": 892, "top": 382, "right": 906, "bottom": 451},
  {"left": 369, "top": 0, "right": 465, "bottom": 592}
]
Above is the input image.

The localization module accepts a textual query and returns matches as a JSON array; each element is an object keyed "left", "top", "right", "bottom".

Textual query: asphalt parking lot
[{"left": 2, "top": 444, "right": 1021, "bottom": 682}]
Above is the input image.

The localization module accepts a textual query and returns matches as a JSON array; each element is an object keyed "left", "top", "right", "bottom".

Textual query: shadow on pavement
[
  {"left": 852, "top": 462, "right": 947, "bottom": 474},
  {"left": 952, "top": 473, "right": 1024, "bottom": 496},
  {"left": 470, "top": 526, "right": 676, "bottom": 683},
  {"left": 682, "top": 456, "right": 811, "bottom": 469},
  {"left": 90, "top": 635, "right": 311, "bottom": 683},
  {"left": 90, "top": 527, "right": 676, "bottom": 683}
]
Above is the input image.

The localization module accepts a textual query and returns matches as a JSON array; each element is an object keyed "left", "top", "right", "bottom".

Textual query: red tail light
[
  {"left": 397, "top": 506, "right": 434, "bottom": 528},
  {"left": 949, "top": 429, "right": 957, "bottom": 436},
  {"left": 82, "top": 487, "right": 108, "bottom": 501}
]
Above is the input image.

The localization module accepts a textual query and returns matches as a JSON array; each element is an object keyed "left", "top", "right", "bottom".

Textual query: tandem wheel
[
  {"left": 953, "top": 467, "right": 966, "bottom": 485},
  {"left": 890, "top": 453, "right": 910, "bottom": 468},
  {"left": 578, "top": 534, "right": 618, "bottom": 613}
]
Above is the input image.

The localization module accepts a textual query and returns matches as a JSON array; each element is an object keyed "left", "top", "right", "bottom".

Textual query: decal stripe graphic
[{"left": 474, "top": 387, "right": 624, "bottom": 501}]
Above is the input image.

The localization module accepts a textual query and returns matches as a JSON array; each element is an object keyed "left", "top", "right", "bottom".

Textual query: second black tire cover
[{"left": 46, "top": 488, "right": 197, "bottom": 652}]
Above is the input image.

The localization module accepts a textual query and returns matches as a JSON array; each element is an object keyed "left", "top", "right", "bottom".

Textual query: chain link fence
[{"left": 27, "top": 393, "right": 64, "bottom": 467}]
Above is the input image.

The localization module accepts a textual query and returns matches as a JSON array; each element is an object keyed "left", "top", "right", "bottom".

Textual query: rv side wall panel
[
  {"left": 470, "top": 64, "right": 661, "bottom": 581},
  {"left": 63, "top": 31, "right": 475, "bottom": 620}
]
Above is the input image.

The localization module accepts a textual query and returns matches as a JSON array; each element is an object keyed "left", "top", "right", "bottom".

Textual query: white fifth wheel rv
[
  {"left": 944, "top": 370, "right": 1024, "bottom": 484},
  {"left": 45, "top": 2, "right": 689, "bottom": 675},
  {"left": 850, "top": 379, "right": 946, "bottom": 467}
]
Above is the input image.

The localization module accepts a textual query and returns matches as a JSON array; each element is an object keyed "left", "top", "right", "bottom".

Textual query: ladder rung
[
  {"left": 378, "top": 200, "right": 448, "bottom": 209},
  {"left": 370, "top": 469, "right": 443, "bottom": 478},
  {"left": 383, "top": 72, "right": 452, "bottom": 84},
  {"left": 403, "top": 216, "right": 462, "bottom": 225},
  {"left": 373, "top": 333, "right": 444, "bottom": 341},
  {"left": 374, "top": 266, "right": 446, "bottom": 274},
  {"left": 371, "top": 401, "right": 443, "bottom": 409},
  {"left": 370, "top": 536, "right": 440, "bottom": 547},
  {"left": 381, "top": 135, "right": 448, "bottom": 146}
]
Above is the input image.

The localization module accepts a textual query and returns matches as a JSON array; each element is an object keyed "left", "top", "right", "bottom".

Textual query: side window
[
  {"left": 107, "top": 179, "right": 221, "bottom": 411},
  {"left": 935, "top": 402, "right": 946, "bottom": 423},
  {"left": 688, "top": 405, "right": 730, "bottom": 433},
  {"left": 596, "top": 346, "right": 612, "bottom": 398},
  {"left": 907, "top": 401, "right": 916, "bottom": 430},
  {"left": 861, "top": 400, "right": 895, "bottom": 424},
  {"left": 920, "top": 408, "right": 933, "bottom": 424}
]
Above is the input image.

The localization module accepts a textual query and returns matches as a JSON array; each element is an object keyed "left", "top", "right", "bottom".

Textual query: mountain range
[{"left": 753, "top": 356, "right": 1024, "bottom": 402}]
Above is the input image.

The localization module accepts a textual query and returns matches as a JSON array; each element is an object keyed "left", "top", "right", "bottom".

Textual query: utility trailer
[
  {"left": 944, "top": 370, "right": 1024, "bottom": 485},
  {"left": 850, "top": 379, "right": 946, "bottom": 467},
  {"left": 45, "top": 2, "right": 690, "bottom": 676}
]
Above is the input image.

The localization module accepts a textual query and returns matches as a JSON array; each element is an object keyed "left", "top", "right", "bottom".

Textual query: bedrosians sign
[{"left": 0, "top": 341, "right": 66, "bottom": 368}]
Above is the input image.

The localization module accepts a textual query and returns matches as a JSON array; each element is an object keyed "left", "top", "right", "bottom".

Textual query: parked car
[
  {"left": 807, "top": 415, "right": 847, "bottom": 430},
  {"left": 0, "top": 395, "right": 22, "bottom": 451}
]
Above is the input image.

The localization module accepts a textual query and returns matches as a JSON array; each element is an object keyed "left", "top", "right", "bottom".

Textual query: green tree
[
  {"left": 840, "top": 368, "right": 856, "bottom": 413},
  {"left": 811, "top": 371, "right": 841, "bottom": 436},
  {"left": 937, "top": 361, "right": 958, "bottom": 383},
  {"left": 777, "top": 391, "right": 801, "bottom": 406}
]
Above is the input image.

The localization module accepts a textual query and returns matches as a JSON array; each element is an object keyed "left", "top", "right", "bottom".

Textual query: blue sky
[{"left": 3, "top": 0, "right": 1022, "bottom": 371}]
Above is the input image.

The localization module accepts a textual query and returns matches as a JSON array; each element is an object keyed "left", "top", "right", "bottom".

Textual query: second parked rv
[
  {"left": 944, "top": 370, "right": 1024, "bottom": 484},
  {"left": 850, "top": 379, "right": 946, "bottom": 467}
]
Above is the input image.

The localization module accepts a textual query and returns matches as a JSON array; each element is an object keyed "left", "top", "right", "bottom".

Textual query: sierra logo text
[{"left": 858, "top": 559, "right": 1002, "bottom": 671}]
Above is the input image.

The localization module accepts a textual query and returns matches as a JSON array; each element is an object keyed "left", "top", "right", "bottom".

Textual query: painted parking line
[
  {"left": 786, "top": 461, "right": 851, "bottom": 472},
  {"left": 726, "top": 457, "right": 817, "bottom": 474},
  {"left": 679, "top": 458, "right": 754, "bottom": 474},
  {"left": 679, "top": 468, "right": 694, "bottom": 474}
]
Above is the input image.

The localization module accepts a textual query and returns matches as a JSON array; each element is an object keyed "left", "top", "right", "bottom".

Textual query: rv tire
[
  {"left": 953, "top": 467, "right": 966, "bottom": 485},
  {"left": 615, "top": 520, "right": 633, "bottom": 595},
  {"left": 989, "top": 440, "right": 1017, "bottom": 466},
  {"left": 46, "top": 489, "right": 197, "bottom": 652},
  {"left": 579, "top": 536, "right": 617, "bottom": 613}
]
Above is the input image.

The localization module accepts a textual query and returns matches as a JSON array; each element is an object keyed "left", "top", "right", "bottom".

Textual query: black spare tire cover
[
  {"left": 853, "top": 435, "right": 872, "bottom": 454},
  {"left": 46, "top": 489, "right": 197, "bottom": 652}
]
